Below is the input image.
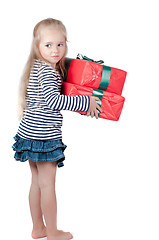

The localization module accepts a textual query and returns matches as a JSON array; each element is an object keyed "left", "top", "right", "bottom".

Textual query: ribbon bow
[{"left": 77, "top": 53, "right": 104, "bottom": 64}]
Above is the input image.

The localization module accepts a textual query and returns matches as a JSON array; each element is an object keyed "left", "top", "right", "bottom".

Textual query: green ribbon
[
  {"left": 92, "top": 89, "right": 103, "bottom": 100},
  {"left": 99, "top": 65, "right": 111, "bottom": 91},
  {"left": 92, "top": 89, "right": 103, "bottom": 116},
  {"left": 77, "top": 54, "right": 104, "bottom": 64}
]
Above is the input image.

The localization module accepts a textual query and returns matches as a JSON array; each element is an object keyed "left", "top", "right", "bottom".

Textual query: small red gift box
[
  {"left": 62, "top": 82, "right": 125, "bottom": 121},
  {"left": 65, "top": 57, "right": 127, "bottom": 95}
]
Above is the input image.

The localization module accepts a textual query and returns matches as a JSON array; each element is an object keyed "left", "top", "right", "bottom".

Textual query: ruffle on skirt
[{"left": 12, "top": 134, "right": 67, "bottom": 168}]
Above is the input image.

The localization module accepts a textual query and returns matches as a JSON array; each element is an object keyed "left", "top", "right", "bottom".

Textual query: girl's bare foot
[
  {"left": 31, "top": 225, "right": 47, "bottom": 239},
  {"left": 47, "top": 230, "right": 73, "bottom": 240}
]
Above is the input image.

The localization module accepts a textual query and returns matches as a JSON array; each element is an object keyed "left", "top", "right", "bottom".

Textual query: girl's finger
[
  {"left": 93, "top": 96, "right": 100, "bottom": 101},
  {"left": 87, "top": 111, "right": 90, "bottom": 116},
  {"left": 91, "top": 111, "right": 94, "bottom": 118},
  {"left": 96, "top": 104, "right": 103, "bottom": 113},
  {"left": 94, "top": 109, "right": 98, "bottom": 119}
]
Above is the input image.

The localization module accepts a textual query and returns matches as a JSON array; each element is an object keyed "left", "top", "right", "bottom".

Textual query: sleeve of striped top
[{"left": 38, "top": 65, "right": 90, "bottom": 112}]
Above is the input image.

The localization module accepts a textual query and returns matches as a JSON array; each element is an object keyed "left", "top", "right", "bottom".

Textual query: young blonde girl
[{"left": 12, "top": 18, "right": 102, "bottom": 240}]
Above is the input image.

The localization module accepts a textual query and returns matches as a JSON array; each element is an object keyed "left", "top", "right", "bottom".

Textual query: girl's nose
[{"left": 52, "top": 45, "right": 58, "bottom": 53}]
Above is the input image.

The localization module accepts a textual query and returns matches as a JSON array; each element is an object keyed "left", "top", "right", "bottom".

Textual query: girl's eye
[
  {"left": 58, "top": 43, "right": 63, "bottom": 47},
  {"left": 45, "top": 44, "right": 51, "bottom": 48}
]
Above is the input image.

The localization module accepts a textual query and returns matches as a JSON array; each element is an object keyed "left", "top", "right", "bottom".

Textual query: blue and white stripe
[{"left": 17, "top": 59, "right": 90, "bottom": 140}]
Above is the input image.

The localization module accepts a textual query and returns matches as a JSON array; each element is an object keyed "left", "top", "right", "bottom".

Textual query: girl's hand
[{"left": 87, "top": 96, "right": 103, "bottom": 119}]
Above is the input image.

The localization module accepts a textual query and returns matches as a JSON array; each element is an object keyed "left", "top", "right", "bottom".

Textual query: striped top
[{"left": 17, "top": 59, "right": 90, "bottom": 140}]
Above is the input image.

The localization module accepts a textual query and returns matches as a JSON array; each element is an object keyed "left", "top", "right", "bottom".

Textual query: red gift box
[
  {"left": 65, "top": 57, "right": 127, "bottom": 95},
  {"left": 62, "top": 82, "right": 125, "bottom": 121}
]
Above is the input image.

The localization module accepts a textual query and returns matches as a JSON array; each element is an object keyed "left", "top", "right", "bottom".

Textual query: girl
[{"left": 12, "top": 18, "right": 102, "bottom": 240}]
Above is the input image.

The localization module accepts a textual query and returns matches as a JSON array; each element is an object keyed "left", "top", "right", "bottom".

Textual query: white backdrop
[{"left": 0, "top": 0, "right": 159, "bottom": 239}]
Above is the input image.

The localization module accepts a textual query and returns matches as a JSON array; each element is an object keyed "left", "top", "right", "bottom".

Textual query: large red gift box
[
  {"left": 65, "top": 57, "right": 127, "bottom": 95},
  {"left": 62, "top": 82, "right": 125, "bottom": 121}
]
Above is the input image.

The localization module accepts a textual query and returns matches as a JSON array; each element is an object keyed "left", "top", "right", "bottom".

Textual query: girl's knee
[{"left": 36, "top": 161, "right": 57, "bottom": 189}]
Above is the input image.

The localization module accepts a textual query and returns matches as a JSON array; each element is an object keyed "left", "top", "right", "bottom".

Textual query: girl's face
[{"left": 38, "top": 27, "right": 66, "bottom": 68}]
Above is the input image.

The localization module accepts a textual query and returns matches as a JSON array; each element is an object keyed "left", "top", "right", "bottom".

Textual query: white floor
[{"left": 32, "top": 238, "right": 47, "bottom": 240}]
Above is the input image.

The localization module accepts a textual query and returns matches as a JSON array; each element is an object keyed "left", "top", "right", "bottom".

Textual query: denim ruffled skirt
[{"left": 12, "top": 134, "right": 67, "bottom": 168}]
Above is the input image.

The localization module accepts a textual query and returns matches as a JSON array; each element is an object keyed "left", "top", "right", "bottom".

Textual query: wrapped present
[
  {"left": 62, "top": 82, "right": 125, "bottom": 121},
  {"left": 64, "top": 54, "right": 127, "bottom": 96}
]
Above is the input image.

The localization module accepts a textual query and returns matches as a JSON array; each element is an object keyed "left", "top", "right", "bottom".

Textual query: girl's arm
[{"left": 38, "top": 65, "right": 90, "bottom": 112}]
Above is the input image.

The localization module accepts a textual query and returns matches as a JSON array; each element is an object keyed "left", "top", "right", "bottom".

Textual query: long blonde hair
[{"left": 18, "top": 18, "right": 68, "bottom": 120}]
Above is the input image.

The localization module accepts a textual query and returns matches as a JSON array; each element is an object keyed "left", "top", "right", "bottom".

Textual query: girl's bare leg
[
  {"left": 29, "top": 160, "right": 47, "bottom": 239},
  {"left": 36, "top": 161, "right": 73, "bottom": 240}
]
